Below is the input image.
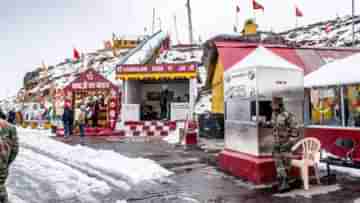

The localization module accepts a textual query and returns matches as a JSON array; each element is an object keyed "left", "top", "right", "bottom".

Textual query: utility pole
[
  {"left": 152, "top": 8, "right": 156, "bottom": 34},
  {"left": 158, "top": 17, "right": 162, "bottom": 31},
  {"left": 352, "top": 0, "right": 356, "bottom": 47},
  {"left": 173, "top": 15, "right": 180, "bottom": 44},
  {"left": 186, "top": 0, "right": 194, "bottom": 45}
]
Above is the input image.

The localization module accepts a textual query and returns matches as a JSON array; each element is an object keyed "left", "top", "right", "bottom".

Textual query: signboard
[
  {"left": 224, "top": 69, "right": 256, "bottom": 100},
  {"left": 117, "top": 64, "right": 197, "bottom": 73},
  {"left": 122, "top": 104, "right": 140, "bottom": 121},
  {"left": 171, "top": 102, "right": 190, "bottom": 121},
  {"left": 71, "top": 81, "right": 111, "bottom": 90}
]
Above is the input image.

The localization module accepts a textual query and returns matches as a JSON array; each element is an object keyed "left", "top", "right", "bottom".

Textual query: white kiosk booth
[
  {"left": 116, "top": 63, "right": 198, "bottom": 136},
  {"left": 218, "top": 46, "right": 304, "bottom": 185}
]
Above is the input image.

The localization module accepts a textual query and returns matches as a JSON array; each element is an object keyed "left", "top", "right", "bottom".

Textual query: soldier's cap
[{"left": 272, "top": 97, "right": 283, "bottom": 103}]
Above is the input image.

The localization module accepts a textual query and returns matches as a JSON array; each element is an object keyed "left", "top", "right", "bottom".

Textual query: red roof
[
  {"left": 214, "top": 42, "right": 360, "bottom": 75},
  {"left": 64, "top": 68, "right": 119, "bottom": 92}
]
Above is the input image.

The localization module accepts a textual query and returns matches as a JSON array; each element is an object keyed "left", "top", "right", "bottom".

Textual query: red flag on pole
[
  {"left": 236, "top": 5, "right": 240, "bottom": 13},
  {"left": 325, "top": 23, "right": 332, "bottom": 33},
  {"left": 295, "top": 6, "right": 303, "bottom": 17},
  {"left": 253, "top": 0, "right": 264, "bottom": 11},
  {"left": 73, "top": 48, "right": 80, "bottom": 61}
]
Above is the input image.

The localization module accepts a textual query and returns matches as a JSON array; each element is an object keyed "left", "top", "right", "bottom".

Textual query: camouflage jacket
[
  {"left": 0, "top": 120, "right": 19, "bottom": 171},
  {"left": 271, "top": 111, "right": 299, "bottom": 145}
]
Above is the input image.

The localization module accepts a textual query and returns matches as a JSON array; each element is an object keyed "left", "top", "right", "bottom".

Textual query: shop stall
[
  {"left": 116, "top": 63, "right": 198, "bottom": 136},
  {"left": 56, "top": 68, "right": 122, "bottom": 136},
  {"left": 218, "top": 46, "right": 304, "bottom": 185},
  {"left": 305, "top": 53, "right": 360, "bottom": 165}
]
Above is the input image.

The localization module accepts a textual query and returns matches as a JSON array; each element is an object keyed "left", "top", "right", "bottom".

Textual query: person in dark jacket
[
  {"left": 92, "top": 100, "right": 100, "bottom": 127},
  {"left": 160, "top": 86, "right": 171, "bottom": 120},
  {"left": 62, "top": 105, "right": 74, "bottom": 138},
  {"left": 7, "top": 109, "right": 16, "bottom": 125},
  {"left": 0, "top": 109, "right": 6, "bottom": 121}
]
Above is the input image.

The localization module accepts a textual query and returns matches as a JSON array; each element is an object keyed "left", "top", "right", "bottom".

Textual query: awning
[
  {"left": 305, "top": 52, "right": 360, "bottom": 87},
  {"left": 116, "top": 72, "right": 196, "bottom": 80}
]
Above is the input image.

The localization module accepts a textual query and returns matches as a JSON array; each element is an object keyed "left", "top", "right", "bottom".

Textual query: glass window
[
  {"left": 344, "top": 85, "right": 360, "bottom": 127},
  {"left": 226, "top": 97, "right": 252, "bottom": 122},
  {"left": 310, "top": 87, "right": 342, "bottom": 126},
  {"left": 251, "top": 100, "right": 272, "bottom": 122}
]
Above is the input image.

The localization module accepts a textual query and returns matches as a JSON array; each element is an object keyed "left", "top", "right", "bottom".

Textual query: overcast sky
[{"left": 0, "top": 0, "right": 358, "bottom": 99}]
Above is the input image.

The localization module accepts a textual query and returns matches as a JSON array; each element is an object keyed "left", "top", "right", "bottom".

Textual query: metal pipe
[
  {"left": 352, "top": 0, "right": 355, "bottom": 47},
  {"left": 186, "top": 0, "right": 194, "bottom": 45},
  {"left": 340, "top": 86, "right": 346, "bottom": 127}
]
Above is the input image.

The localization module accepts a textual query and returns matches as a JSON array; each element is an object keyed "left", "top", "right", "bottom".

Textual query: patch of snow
[
  {"left": 17, "top": 128, "right": 172, "bottom": 186},
  {"left": 125, "top": 31, "right": 167, "bottom": 65},
  {"left": 274, "top": 184, "right": 341, "bottom": 198},
  {"left": 9, "top": 147, "right": 111, "bottom": 202},
  {"left": 157, "top": 49, "right": 203, "bottom": 64}
]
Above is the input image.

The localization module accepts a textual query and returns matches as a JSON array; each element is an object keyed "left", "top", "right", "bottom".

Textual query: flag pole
[
  {"left": 253, "top": 8, "right": 256, "bottom": 21},
  {"left": 152, "top": 8, "right": 156, "bottom": 34},
  {"left": 235, "top": 9, "right": 239, "bottom": 32},
  {"left": 352, "top": 0, "right": 355, "bottom": 47}
]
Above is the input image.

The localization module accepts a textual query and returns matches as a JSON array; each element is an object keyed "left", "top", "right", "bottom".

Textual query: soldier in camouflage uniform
[
  {"left": 271, "top": 97, "right": 301, "bottom": 192},
  {"left": 0, "top": 119, "right": 19, "bottom": 202}
]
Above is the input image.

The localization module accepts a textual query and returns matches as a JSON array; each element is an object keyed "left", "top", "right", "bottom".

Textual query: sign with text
[
  {"left": 117, "top": 64, "right": 197, "bottom": 73},
  {"left": 71, "top": 81, "right": 111, "bottom": 90},
  {"left": 171, "top": 102, "right": 190, "bottom": 121}
]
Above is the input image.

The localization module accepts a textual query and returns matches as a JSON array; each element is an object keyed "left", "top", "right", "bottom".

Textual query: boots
[{"left": 277, "top": 177, "right": 291, "bottom": 193}]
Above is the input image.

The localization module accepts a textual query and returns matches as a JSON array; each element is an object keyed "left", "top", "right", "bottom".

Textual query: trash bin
[{"left": 198, "top": 113, "right": 224, "bottom": 139}]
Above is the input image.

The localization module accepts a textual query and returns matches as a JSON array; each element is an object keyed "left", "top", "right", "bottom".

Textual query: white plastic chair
[{"left": 291, "top": 137, "right": 321, "bottom": 190}]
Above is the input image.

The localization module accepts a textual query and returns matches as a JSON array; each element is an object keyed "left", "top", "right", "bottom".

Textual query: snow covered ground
[
  {"left": 18, "top": 128, "right": 172, "bottom": 184},
  {"left": 7, "top": 128, "right": 172, "bottom": 203},
  {"left": 9, "top": 147, "right": 110, "bottom": 203}
]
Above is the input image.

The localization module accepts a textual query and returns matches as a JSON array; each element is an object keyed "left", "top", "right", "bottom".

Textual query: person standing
[
  {"left": 160, "top": 85, "right": 171, "bottom": 120},
  {"left": 6, "top": 109, "right": 16, "bottom": 125},
  {"left": 0, "top": 119, "right": 19, "bottom": 202},
  {"left": 0, "top": 109, "right": 6, "bottom": 121},
  {"left": 75, "top": 104, "right": 86, "bottom": 144},
  {"left": 92, "top": 99, "right": 100, "bottom": 127},
  {"left": 271, "top": 97, "right": 301, "bottom": 192},
  {"left": 62, "top": 105, "right": 73, "bottom": 138}
]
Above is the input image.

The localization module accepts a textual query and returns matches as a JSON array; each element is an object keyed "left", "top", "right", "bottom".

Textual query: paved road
[
  {"left": 57, "top": 136, "right": 360, "bottom": 203},
  {"left": 6, "top": 135, "right": 360, "bottom": 203}
]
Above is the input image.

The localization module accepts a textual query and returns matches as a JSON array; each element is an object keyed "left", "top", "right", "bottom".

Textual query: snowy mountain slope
[
  {"left": 280, "top": 15, "right": 360, "bottom": 47},
  {"left": 18, "top": 31, "right": 168, "bottom": 105}
]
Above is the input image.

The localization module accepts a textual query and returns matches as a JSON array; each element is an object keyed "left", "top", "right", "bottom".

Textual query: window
[
  {"left": 251, "top": 100, "right": 272, "bottom": 122},
  {"left": 344, "top": 85, "right": 360, "bottom": 127},
  {"left": 226, "top": 97, "right": 252, "bottom": 122},
  {"left": 310, "top": 87, "right": 342, "bottom": 126}
]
